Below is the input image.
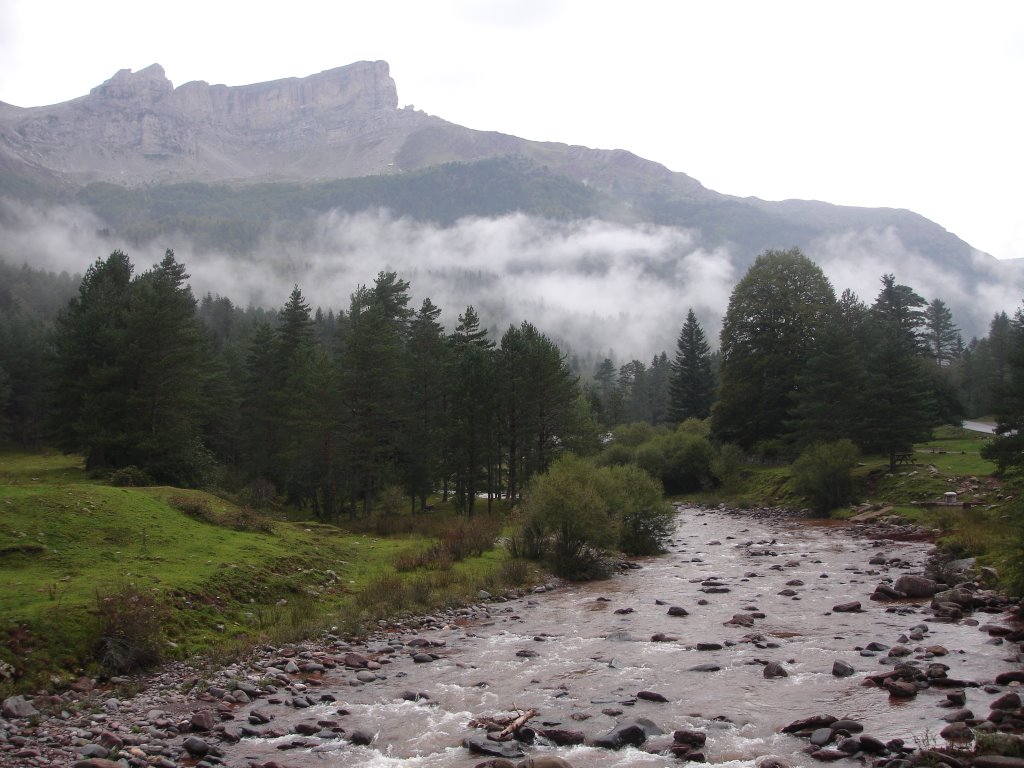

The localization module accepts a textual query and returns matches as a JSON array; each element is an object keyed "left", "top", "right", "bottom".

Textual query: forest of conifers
[{"left": 2, "top": 246, "right": 1024, "bottom": 514}]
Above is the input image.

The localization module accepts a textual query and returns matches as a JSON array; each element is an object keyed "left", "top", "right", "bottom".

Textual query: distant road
[{"left": 962, "top": 420, "right": 997, "bottom": 434}]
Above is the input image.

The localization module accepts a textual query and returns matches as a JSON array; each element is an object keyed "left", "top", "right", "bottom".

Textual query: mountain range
[{"left": 0, "top": 60, "right": 1016, "bottom": 351}]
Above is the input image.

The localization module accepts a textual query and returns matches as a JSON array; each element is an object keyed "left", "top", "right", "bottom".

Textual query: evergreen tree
[
  {"left": 239, "top": 322, "right": 280, "bottom": 482},
  {"left": 785, "top": 309, "right": 868, "bottom": 446},
  {"left": 617, "top": 360, "right": 650, "bottom": 424},
  {"left": 647, "top": 352, "right": 671, "bottom": 426},
  {"left": 861, "top": 279, "right": 937, "bottom": 472},
  {"left": 982, "top": 310, "right": 1024, "bottom": 472},
  {"left": 987, "top": 312, "right": 1013, "bottom": 413},
  {"left": 712, "top": 248, "right": 837, "bottom": 450},
  {"left": 51, "top": 250, "right": 134, "bottom": 469},
  {"left": 872, "top": 274, "right": 927, "bottom": 350},
  {"left": 668, "top": 309, "right": 715, "bottom": 423},
  {"left": 51, "top": 250, "right": 208, "bottom": 483},
  {"left": 593, "top": 357, "right": 624, "bottom": 426},
  {"left": 499, "top": 321, "right": 579, "bottom": 500},
  {"left": 447, "top": 306, "right": 497, "bottom": 515},
  {"left": 403, "top": 298, "right": 449, "bottom": 511},
  {"left": 924, "top": 297, "right": 961, "bottom": 366},
  {"left": 338, "top": 272, "right": 413, "bottom": 515},
  {"left": 120, "top": 251, "right": 208, "bottom": 484}
]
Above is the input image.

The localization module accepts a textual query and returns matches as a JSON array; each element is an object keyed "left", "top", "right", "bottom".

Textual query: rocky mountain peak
[{"left": 89, "top": 63, "right": 174, "bottom": 103}]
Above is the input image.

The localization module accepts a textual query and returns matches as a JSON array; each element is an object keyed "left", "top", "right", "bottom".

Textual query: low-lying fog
[{"left": 2, "top": 198, "right": 1019, "bottom": 361}]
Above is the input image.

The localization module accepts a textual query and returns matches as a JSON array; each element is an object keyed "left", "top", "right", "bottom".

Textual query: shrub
[
  {"left": 597, "top": 464, "right": 675, "bottom": 555},
  {"left": 659, "top": 432, "right": 714, "bottom": 493},
  {"left": 635, "top": 442, "right": 666, "bottom": 482},
  {"left": 506, "top": 522, "right": 546, "bottom": 560},
  {"left": 524, "top": 454, "right": 617, "bottom": 578},
  {"left": 499, "top": 558, "right": 530, "bottom": 586},
  {"left": 241, "top": 478, "right": 276, "bottom": 510},
  {"left": 169, "top": 494, "right": 214, "bottom": 522},
  {"left": 596, "top": 442, "right": 635, "bottom": 467},
  {"left": 611, "top": 422, "right": 658, "bottom": 447},
  {"left": 712, "top": 442, "right": 745, "bottom": 489},
  {"left": 94, "top": 583, "right": 167, "bottom": 675},
  {"left": 109, "top": 466, "right": 152, "bottom": 487},
  {"left": 677, "top": 418, "right": 710, "bottom": 437},
  {"left": 791, "top": 439, "right": 860, "bottom": 515},
  {"left": 523, "top": 453, "right": 673, "bottom": 574}
]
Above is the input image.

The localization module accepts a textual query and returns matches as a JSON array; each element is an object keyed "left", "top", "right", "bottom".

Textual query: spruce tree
[
  {"left": 668, "top": 309, "right": 715, "bottom": 423},
  {"left": 924, "top": 298, "right": 961, "bottom": 366}
]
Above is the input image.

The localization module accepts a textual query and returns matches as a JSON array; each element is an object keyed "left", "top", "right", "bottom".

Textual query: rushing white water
[{"left": 217, "top": 507, "right": 1022, "bottom": 767}]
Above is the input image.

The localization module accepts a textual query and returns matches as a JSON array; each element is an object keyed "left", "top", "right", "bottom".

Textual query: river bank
[{"left": 2, "top": 503, "right": 1023, "bottom": 768}]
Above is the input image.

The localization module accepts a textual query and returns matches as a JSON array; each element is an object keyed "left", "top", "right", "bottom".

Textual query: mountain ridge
[{"left": 0, "top": 60, "right": 1012, "bottom": 345}]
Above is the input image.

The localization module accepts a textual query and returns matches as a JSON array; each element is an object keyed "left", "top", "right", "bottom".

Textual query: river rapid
[{"left": 218, "top": 505, "right": 1021, "bottom": 768}]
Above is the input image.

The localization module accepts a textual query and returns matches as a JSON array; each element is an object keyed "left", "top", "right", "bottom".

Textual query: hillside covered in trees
[{"left": 3, "top": 245, "right": 1023, "bottom": 512}]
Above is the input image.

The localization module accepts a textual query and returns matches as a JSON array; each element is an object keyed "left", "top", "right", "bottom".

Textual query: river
[{"left": 219, "top": 505, "right": 1021, "bottom": 768}]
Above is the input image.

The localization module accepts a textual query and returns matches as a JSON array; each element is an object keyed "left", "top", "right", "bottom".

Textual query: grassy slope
[{"left": 0, "top": 451, "right": 525, "bottom": 691}]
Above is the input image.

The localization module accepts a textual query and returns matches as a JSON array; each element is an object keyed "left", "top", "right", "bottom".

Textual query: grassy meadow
[{"left": 0, "top": 451, "right": 532, "bottom": 692}]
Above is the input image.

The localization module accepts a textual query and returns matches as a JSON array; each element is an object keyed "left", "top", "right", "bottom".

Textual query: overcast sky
[{"left": 1, "top": 1, "right": 1021, "bottom": 260}]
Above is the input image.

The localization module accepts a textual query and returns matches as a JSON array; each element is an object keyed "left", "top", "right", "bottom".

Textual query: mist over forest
[{"left": 1, "top": 195, "right": 1018, "bottom": 363}]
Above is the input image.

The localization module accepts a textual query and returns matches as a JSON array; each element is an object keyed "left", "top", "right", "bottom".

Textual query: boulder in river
[
  {"left": 764, "top": 661, "right": 789, "bottom": 678},
  {"left": 832, "top": 601, "right": 862, "bottom": 613},
  {"left": 464, "top": 736, "right": 526, "bottom": 758},
  {"left": 537, "top": 728, "right": 585, "bottom": 746},
  {"left": 637, "top": 690, "right": 669, "bottom": 702},
  {"left": 871, "top": 584, "right": 905, "bottom": 601},
  {"left": 592, "top": 717, "right": 663, "bottom": 749},
  {"left": 782, "top": 715, "right": 838, "bottom": 734},
  {"left": 894, "top": 575, "right": 941, "bottom": 598},
  {"left": 832, "top": 660, "right": 856, "bottom": 677}
]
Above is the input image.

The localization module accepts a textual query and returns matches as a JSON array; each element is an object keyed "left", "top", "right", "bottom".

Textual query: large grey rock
[
  {"left": 182, "top": 735, "right": 210, "bottom": 757},
  {"left": 832, "top": 660, "right": 856, "bottom": 677},
  {"left": 463, "top": 736, "right": 525, "bottom": 758},
  {"left": 592, "top": 717, "right": 663, "bottom": 749},
  {"left": 894, "top": 575, "right": 941, "bottom": 598},
  {"left": 1, "top": 695, "right": 38, "bottom": 718}
]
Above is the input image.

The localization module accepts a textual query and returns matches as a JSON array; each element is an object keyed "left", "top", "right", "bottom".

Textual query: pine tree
[
  {"left": 51, "top": 250, "right": 133, "bottom": 469},
  {"left": 647, "top": 352, "right": 671, "bottom": 425},
  {"left": 924, "top": 298, "right": 961, "bottom": 366},
  {"left": 499, "top": 321, "right": 578, "bottom": 500},
  {"left": 121, "top": 250, "right": 208, "bottom": 484},
  {"left": 862, "top": 280, "right": 937, "bottom": 472},
  {"left": 786, "top": 310, "right": 868, "bottom": 446},
  {"left": 446, "top": 305, "right": 497, "bottom": 515},
  {"left": 668, "top": 309, "right": 715, "bottom": 423},
  {"left": 403, "top": 298, "right": 448, "bottom": 511},
  {"left": 51, "top": 250, "right": 208, "bottom": 483},
  {"left": 338, "top": 272, "right": 413, "bottom": 515}
]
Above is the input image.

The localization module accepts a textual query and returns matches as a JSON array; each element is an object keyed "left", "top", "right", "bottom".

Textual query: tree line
[
  {"left": 25, "top": 250, "right": 594, "bottom": 518},
  {"left": 3, "top": 245, "right": 1024, "bottom": 508}
]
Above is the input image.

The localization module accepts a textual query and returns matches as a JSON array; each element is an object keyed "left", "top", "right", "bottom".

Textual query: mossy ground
[{"left": 0, "top": 450, "right": 534, "bottom": 692}]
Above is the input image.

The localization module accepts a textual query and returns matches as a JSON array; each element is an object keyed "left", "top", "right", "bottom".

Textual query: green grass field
[{"left": 0, "top": 451, "right": 530, "bottom": 691}]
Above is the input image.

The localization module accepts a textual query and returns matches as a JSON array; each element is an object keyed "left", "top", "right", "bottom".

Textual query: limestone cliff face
[
  {"left": 0, "top": 60, "right": 434, "bottom": 183},
  {"left": 0, "top": 60, "right": 710, "bottom": 204}
]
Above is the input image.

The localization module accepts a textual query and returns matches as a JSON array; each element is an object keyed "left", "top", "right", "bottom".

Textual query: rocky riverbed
[{"left": 2, "top": 504, "right": 1023, "bottom": 768}]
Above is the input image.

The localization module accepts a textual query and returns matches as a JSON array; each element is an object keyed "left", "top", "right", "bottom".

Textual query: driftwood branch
[
  {"left": 468, "top": 707, "right": 540, "bottom": 740},
  {"left": 498, "top": 708, "right": 539, "bottom": 739}
]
